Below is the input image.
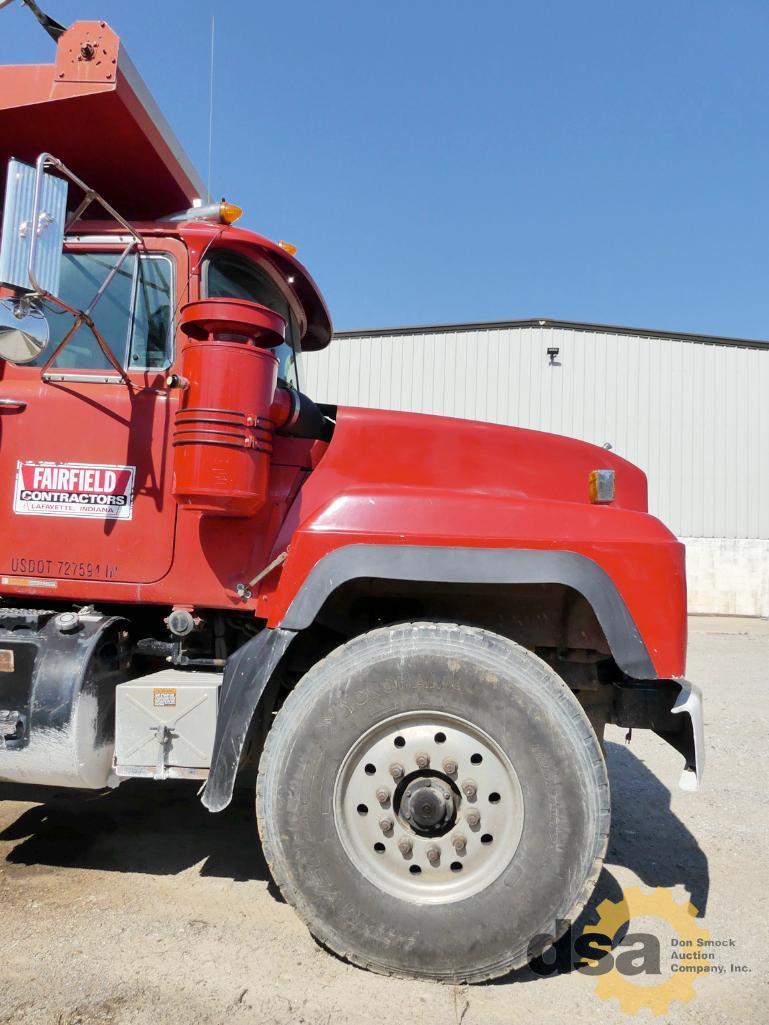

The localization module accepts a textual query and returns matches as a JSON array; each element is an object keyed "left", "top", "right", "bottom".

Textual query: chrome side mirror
[
  {"left": 0, "top": 297, "right": 49, "bottom": 363},
  {"left": 0, "top": 157, "right": 68, "bottom": 298}
]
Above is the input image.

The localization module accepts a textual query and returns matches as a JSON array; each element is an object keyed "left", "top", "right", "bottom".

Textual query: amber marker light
[
  {"left": 219, "top": 202, "right": 243, "bottom": 224},
  {"left": 589, "top": 469, "right": 616, "bottom": 504}
]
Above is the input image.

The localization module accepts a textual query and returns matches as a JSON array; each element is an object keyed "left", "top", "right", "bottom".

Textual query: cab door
[{"left": 0, "top": 237, "right": 185, "bottom": 587}]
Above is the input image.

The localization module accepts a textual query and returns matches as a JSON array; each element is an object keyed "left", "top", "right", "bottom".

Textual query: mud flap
[
  {"left": 611, "top": 677, "right": 705, "bottom": 792},
  {"left": 200, "top": 627, "right": 295, "bottom": 813},
  {"left": 668, "top": 679, "right": 705, "bottom": 791}
]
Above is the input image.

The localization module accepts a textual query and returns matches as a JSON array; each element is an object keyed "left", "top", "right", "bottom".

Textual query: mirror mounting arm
[
  {"left": 26, "top": 153, "right": 143, "bottom": 385},
  {"left": 65, "top": 189, "right": 99, "bottom": 232},
  {"left": 0, "top": 153, "right": 146, "bottom": 374},
  {"left": 27, "top": 153, "right": 144, "bottom": 297},
  {"left": 82, "top": 316, "right": 132, "bottom": 386},
  {"left": 39, "top": 309, "right": 132, "bottom": 387}
]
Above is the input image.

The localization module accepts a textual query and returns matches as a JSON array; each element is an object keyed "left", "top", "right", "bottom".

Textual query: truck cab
[{"left": 0, "top": 218, "right": 332, "bottom": 598}]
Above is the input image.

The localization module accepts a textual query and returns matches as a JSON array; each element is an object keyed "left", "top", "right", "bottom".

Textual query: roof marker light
[
  {"left": 219, "top": 202, "right": 242, "bottom": 224},
  {"left": 161, "top": 200, "right": 242, "bottom": 224},
  {"left": 278, "top": 240, "right": 298, "bottom": 255}
]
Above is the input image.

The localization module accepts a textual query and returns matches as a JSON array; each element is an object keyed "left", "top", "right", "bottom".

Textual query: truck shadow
[
  {"left": 0, "top": 778, "right": 276, "bottom": 888},
  {"left": 0, "top": 739, "right": 708, "bottom": 968},
  {"left": 601, "top": 740, "right": 709, "bottom": 917},
  {"left": 485, "top": 739, "right": 710, "bottom": 985}
]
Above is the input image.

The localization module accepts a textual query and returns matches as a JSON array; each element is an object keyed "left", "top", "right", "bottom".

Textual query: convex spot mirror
[{"left": 0, "top": 297, "right": 49, "bottom": 363}]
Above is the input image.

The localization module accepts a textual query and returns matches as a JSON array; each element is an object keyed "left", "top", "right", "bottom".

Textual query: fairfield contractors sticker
[{"left": 13, "top": 461, "right": 136, "bottom": 520}]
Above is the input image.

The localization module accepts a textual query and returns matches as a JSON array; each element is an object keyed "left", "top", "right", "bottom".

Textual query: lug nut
[
  {"left": 452, "top": 834, "right": 467, "bottom": 854},
  {"left": 442, "top": 757, "right": 458, "bottom": 775},
  {"left": 379, "top": 817, "right": 394, "bottom": 834},
  {"left": 426, "top": 845, "right": 440, "bottom": 866},
  {"left": 376, "top": 787, "right": 391, "bottom": 805},
  {"left": 397, "top": 837, "right": 413, "bottom": 856},
  {"left": 415, "top": 752, "right": 430, "bottom": 769},
  {"left": 389, "top": 763, "right": 404, "bottom": 781},
  {"left": 461, "top": 780, "right": 477, "bottom": 799},
  {"left": 466, "top": 809, "right": 481, "bottom": 829}
]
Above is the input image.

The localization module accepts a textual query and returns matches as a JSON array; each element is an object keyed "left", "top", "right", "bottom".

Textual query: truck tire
[{"left": 256, "top": 622, "right": 609, "bottom": 982}]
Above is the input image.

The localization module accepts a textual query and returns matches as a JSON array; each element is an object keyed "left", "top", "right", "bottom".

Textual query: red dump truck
[{"left": 0, "top": 16, "right": 702, "bottom": 983}]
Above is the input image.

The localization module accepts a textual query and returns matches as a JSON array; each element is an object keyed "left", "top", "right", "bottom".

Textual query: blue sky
[{"left": 2, "top": 0, "right": 768, "bottom": 337}]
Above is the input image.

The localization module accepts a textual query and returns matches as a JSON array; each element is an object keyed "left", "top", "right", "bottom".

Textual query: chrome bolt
[
  {"left": 397, "top": 837, "right": 413, "bottom": 856},
  {"left": 375, "top": 787, "right": 390, "bottom": 805},
  {"left": 442, "top": 757, "right": 458, "bottom": 775},
  {"left": 426, "top": 845, "right": 440, "bottom": 866},
  {"left": 452, "top": 834, "right": 467, "bottom": 854},
  {"left": 379, "top": 817, "right": 394, "bottom": 834},
  {"left": 415, "top": 752, "right": 430, "bottom": 769},
  {"left": 466, "top": 809, "right": 481, "bottom": 829},
  {"left": 461, "top": 780, "right": 477, "bottom": 799},
  {"left": 389, "top": 763, "right": 404, "bottom": 781}
]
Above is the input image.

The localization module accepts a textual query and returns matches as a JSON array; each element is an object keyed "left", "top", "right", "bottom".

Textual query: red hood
[
  {"left": 316, "top": 406, "right": 648, "bottom": 512},
  {"left": 264, "top": 405, "right": 685, "bottom": 679}
]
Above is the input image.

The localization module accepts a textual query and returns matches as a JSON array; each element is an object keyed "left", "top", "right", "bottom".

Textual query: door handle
[{"left": 0, "top": 398, "right": 27, "bottom": 410}]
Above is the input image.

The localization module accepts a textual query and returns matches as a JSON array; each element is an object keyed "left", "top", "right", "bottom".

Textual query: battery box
[{"left": 114, "top": 668, "right": 222, "bottom": 781}]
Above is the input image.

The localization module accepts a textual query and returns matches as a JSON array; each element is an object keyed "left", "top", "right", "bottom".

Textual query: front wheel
[{"left": 256, "top": 622, "right": 609, "bottom": 982}]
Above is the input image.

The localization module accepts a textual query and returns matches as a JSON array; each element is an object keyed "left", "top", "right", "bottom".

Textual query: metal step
[{"left": 0, "top": 608, "right": 56, "bottom": 631}]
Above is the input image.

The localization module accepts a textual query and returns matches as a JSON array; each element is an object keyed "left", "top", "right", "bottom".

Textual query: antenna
[{"left": 207, "top": 14, "right": 215, "bottom": 203}]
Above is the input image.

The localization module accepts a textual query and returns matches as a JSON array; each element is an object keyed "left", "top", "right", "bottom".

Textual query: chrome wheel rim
[{"left": 333, "top": 710, "right": 524, "bottom": 904}]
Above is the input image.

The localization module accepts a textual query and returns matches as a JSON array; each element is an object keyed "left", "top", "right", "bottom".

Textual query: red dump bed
[{"left": 0, "top": 20, "right": 204, "bottom": 219}]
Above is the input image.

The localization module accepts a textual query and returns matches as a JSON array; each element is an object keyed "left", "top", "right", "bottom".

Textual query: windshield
[
  {"left": 203, "top": 251, "right": 301, "bottom": 389},
  {"left": 32, "top": 251, "right": 173, "bottom": 370}
]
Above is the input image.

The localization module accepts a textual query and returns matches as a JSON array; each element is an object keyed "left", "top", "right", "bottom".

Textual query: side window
[
  {"left": 203, "top": 251, "right": 301, "bottom": 388},
  {"left": 275, "top": 312, "right": 303, "bottom": 389},
  {"left": 37, "top": 251, "right": 173, "bottom": 370},
  {"left": 42, "top": 252, "right": 134, "bottom": 369},
  {"left": 274, "top": 341, "right": 300, "bottom": 390},
  {"left": 129, "top": 256, "right": 174, "bottom": 369},
  {"left": 204, "top": 253, "right": 292, "bottom": 324}
]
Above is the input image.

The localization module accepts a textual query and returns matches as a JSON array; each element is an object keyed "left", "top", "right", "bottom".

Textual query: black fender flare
[
  {"left": 281, "top": 544, "right": 656, "bottom": 679},
  {"left": 202, "top": 544, "right": 656, "bottom": 812}
]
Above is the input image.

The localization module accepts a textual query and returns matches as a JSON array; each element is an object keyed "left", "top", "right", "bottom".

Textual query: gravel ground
[{"left": 0, "top": 616, "right": 767, "bottom": 1025}]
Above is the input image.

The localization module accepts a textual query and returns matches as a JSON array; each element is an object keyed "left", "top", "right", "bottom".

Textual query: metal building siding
[{"left": 302, "top": 326, "right": 768, "bottom": 540}]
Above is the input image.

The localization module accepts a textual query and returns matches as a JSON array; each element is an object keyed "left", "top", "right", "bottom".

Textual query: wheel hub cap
[
  {"left": 399, "top": 777, "right": 456, "bottom": 834},
  {"left": 333, "top": 710, "right": 525, "bottom": 904}
]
